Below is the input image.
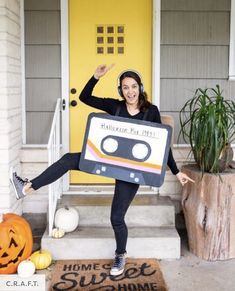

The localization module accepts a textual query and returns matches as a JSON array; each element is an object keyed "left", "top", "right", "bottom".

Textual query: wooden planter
[{"left": 181, "top": 164, "right": 235, "bottom": 261}]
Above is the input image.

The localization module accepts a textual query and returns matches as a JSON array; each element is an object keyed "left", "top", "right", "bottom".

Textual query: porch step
[
  {"left": 41, "top": 226, "right": 180, "bottom": 260},
  {"left": 57, "top": 194, "right": 175, "bottom": 227},
  {"left": 63, "top": 185, "right": 157, "bottom": 195},
  {"left": 43, "top": 192, "right": 180, "bottom": 260}
]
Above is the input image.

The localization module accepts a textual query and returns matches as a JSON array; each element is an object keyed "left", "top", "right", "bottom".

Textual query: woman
[{"left": 11, "top": 64, "right": 194, "bottom": 276}]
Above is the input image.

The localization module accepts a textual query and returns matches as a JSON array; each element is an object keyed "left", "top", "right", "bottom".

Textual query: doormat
[{"left": 49, "top": 258, "right": 167, "bottom": 291}]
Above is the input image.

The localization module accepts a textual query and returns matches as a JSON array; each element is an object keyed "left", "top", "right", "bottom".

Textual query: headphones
[{"left": 117, "top": 70, "right": 144, "bottom": 97}]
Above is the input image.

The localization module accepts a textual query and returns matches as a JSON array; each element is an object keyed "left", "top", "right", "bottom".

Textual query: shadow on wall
[{"left": 22, "top": 213, "right": 47, "bottom": 251}]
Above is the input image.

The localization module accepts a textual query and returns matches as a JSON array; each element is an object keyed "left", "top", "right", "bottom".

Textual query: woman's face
[{"left": 121, "top": 77, "right": 140, "bottom": 107}]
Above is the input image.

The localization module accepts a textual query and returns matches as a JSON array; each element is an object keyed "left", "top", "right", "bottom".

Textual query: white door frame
[
  {"left": 60, "top": 0, "right": 70, "bottom": 191},
  {"left": 60, "top": 0, "right": 161, "bottom": 190}
]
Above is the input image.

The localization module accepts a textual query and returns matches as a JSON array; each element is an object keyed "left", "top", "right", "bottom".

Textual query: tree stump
[{"left": 181, "top": 164, "right": 235, "bottom": 261}]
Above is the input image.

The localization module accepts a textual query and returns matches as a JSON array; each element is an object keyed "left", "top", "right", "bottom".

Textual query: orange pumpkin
[{"left": 0, "top": 213, "right": 33, "bottom": 274}]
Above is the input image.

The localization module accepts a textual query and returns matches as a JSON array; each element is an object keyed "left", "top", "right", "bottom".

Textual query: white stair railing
[{"left": 47, "top": 98, "right": 62, "bottom": 236}]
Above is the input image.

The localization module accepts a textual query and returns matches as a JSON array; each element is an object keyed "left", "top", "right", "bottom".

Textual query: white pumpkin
[
  {"left": 17, "top": 260, "right": 35, "bottom": 278},
  {"left": 54, "top": 206, "right": 79, "bottom": 232},
  {"left": 52, "top": 227, "right": 65, "bottom": 238}
]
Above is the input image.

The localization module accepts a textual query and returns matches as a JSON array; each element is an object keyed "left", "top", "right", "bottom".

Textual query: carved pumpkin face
[{"left": 0, "top": 213, "right": 33, "bottom": 274}]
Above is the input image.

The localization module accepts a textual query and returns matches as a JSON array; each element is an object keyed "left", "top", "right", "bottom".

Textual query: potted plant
[{"left": 178, "top": 85, "right": 235, "bottom": 261}]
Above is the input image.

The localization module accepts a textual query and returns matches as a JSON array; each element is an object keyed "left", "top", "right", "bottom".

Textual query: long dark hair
[{"left": 119, "top": 71, "right": 151, "bottom": 112}]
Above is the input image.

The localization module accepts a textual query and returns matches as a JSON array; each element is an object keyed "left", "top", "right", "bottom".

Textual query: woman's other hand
[
  {"left": 176, "top": 172, "right": 195, "bottom": 186},
  {"left": 94, "top": 64, "right": 115, "bottom": 79}
]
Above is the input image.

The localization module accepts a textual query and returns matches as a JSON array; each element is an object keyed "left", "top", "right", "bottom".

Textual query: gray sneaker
[
  {"left": 110, "top": 253, "right": 126, "bottom": 276},
  {"left": 10, "top": 172, "right": 28, "bottom": 200}
]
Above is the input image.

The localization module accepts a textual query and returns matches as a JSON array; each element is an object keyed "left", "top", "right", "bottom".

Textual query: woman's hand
[
  {"left": 176, "top": 171, "right": 195, "bottom": 186},
  {"left": 94, "top": 64, "right": 115, "bottom": 79}
]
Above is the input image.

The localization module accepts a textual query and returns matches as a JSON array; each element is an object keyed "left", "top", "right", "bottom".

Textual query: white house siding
[
  {"left": 0, "top": 0, "right": 22, "bottom": 213},
  {"left": 160, "top": 0, "right": 235, "bottom": 143},
  {"left": 20, "top": 146, "right": 49, "bottom": 213},
  {"left": 24, "top": 0, "right": 61, "bottom": 144}
]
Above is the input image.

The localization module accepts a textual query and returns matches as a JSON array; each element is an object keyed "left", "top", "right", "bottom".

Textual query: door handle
[
  {"left": 62, "top": 99, "right": 66, "bottom": 110},
  {"left": 70, "top": 100, "right": 78, "bottom": 107}
]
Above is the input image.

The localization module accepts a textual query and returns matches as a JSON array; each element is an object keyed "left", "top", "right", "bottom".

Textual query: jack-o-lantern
[{"left": 0, "top": 213, "right": 33, "bottom": 274}]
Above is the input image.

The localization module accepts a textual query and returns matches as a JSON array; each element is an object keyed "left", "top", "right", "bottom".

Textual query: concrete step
[
  {"left": 41, "top": 226, "right": 180, "bottom": 260},
  {"left": 63, "top": 185, "right": 156, "bottom": 195},
  {"left": 57, "top": 194, "right": 175, "bottom": 227}
]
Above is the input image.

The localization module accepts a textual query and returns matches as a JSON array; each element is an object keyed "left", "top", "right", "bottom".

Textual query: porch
[
  {"left": 25, "top": 213, "right": 235, "bottom": 291},
  {"left": 1, "top": 0, "right": 235, "bottom": 289}
]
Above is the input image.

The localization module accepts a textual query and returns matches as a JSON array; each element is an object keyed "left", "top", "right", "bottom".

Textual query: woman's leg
[
  {"left": 31, "top": 153, "right": 81, "bottom": 190},
  {"left": 110, "top": 179, "right": 139, "bottom": 255},
  {"left": 11, "top": 153, "right": 81, "bottom": 199}
]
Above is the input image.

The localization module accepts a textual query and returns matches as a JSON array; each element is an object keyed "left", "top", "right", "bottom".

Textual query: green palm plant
[{"left": 179, "top": 85, "right": 235, "bottom": 174}]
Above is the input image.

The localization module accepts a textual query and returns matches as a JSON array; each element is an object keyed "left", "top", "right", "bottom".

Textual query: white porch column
[{"left": 0, "top": 0, "right": 23, "bottom": 213}]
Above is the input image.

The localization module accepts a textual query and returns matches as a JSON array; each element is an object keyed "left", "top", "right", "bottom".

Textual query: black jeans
[{"left": 31, "top": 153, "right": 139, "bottom": 255}]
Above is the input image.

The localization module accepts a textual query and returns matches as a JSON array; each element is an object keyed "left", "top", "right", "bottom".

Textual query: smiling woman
[
  {"left": 10, "top": 64, "right": 193, "bottom": 277},
  {"left": 0, "top": 213, "right": 33, "bottom": 274}
]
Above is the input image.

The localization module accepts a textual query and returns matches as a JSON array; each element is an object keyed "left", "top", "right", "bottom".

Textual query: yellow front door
[{"left": 69, "top": 0, "right": 152, "bottom": 184}]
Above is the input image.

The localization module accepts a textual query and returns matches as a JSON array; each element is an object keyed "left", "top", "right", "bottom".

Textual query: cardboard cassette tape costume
[{"left": 79, "top": 113, "right": 172, "bottom": 187}]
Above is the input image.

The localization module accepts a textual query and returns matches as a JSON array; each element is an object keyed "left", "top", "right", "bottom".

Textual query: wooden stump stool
[{"left": 181, "top": 164, "right": 235, "bottom": 261}]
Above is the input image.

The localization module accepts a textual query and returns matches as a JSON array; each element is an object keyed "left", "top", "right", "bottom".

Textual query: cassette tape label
[{"left": 79, "top": 113, "right": 172, "bottom": 187}]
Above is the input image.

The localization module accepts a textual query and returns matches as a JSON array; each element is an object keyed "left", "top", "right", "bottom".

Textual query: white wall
[{"left": 0, "top": 0, "right": 23, "bottom": 214}]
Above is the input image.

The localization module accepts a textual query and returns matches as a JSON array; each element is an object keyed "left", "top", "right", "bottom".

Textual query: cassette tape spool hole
[
  {"left": 102, "top": 137, "right": 118, "bottom": 153},
  {"left": 132, "top": 143, "right": 149, "bottom": 160}
]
